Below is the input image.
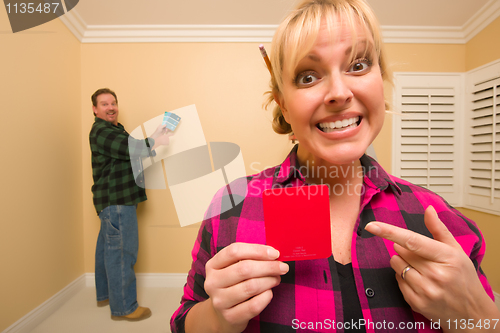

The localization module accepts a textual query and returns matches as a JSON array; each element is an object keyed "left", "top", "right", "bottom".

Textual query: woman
[{"left": 171, "top": 0, "right": 499, "bottom": 332}]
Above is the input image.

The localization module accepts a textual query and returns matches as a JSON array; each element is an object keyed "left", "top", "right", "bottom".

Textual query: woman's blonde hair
[{"left": 265, "top": 0, "right": 392, "bottom": 134}]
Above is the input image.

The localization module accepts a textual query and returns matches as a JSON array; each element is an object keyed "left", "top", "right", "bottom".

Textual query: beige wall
[
  {"left": 466, "top": 16, "right": 500, "bottom": 71},
  {"left": 2, "top": 12, "right": 499, "bottom": 331},
  {"left": 0, "top": 10, "right": 83, "bottom": 332},
  {"left": 80, "top": 43, "right": 292, "bottom": 274}
]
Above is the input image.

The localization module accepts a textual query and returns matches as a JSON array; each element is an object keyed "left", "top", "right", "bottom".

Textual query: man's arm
[{"left": 93, "top": 126, "right": 155, "bottom": 160}]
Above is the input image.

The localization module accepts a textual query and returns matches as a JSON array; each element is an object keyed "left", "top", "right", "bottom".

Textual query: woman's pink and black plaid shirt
[{"left": 171, "top": 145, "right": 494, "bottom": 333}]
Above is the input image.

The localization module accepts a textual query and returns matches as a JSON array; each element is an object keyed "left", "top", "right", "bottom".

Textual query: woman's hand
[
  {"left": 365, "top": 206, "right": 500, "bottom": 332},
  {"left": 186, "top": 243, "right": 289, "bottom": 333}
]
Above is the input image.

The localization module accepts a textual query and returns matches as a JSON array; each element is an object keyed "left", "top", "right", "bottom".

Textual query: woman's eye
[
  {"left": 348, "top": 58, "right": 372, "bottom": 73},
  {"left": 295, "top": 71, "right": 319, "bottom": 86}
]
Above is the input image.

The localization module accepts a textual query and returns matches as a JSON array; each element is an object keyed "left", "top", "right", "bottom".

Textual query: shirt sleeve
[
  {"left": 169, "top": 182, "right": 231, "bottom": 333},
  {"left": 170, "top": 216, "right": 216, "bottom": 333},
  {"left": 94, "top": 126, "right": 155, "bottom": 161},
  {"left": 454, "top": 210, "right": 495, "bottom": 300}
]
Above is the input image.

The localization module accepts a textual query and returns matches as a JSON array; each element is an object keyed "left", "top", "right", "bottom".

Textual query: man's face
[{"left": 93, "top": 93, "right": 119, "bottom": 125}]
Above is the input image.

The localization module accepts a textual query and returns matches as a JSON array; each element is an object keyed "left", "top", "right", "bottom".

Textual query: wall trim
[
  {"left": 58, "top": 8, "right": 86, "bottom": 42},
  {"left": 58, "top": 1, "right": 500, "bottom": 44},
  {"left": 3, "top": 275, "right": 86, "bottom": 333},
  {"left": 85, "top": 272, "right": 188, "bottom": 288},
  {"left": 462, "top": 205, "right": 500, "bottom": 217},
  {"left": 381, "top": 25, "right": 465, "bottom": 44},
  {"left": 60, "top": 22, "right": 471, "bottom": 45},
  {"left": 463, "top": 0, "right": 500, "bottom": 43},
  {"left": 81, "top": 25, "right": 278, "bottom": 44}
]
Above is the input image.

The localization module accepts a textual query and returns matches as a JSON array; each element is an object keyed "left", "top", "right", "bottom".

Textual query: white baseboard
[
  {"left": 2, "top": 275, "right": 86, "bottom": 333},
  {"left": 3, "top": 273, "right": 188, "bottom": 333},
  {"left": 84, "top": 272, "right": 188, "bottom": 288}
]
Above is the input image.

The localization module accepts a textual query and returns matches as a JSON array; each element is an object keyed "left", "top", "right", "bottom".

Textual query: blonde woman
[{"left": 171, "top": 0, "right": 499, "bottom": 332}]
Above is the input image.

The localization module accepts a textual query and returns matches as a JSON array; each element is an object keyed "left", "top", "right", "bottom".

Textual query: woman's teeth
[{"left": 318, "top": 116, "right": 360, "bottom": 132}]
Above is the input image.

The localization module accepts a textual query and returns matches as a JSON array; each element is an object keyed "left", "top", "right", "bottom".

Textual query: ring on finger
[{"left": 401, "top": 265, "right": 412, "bottom": 280}]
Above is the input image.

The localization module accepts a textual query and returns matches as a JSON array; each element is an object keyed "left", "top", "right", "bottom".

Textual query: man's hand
[
  {"left": 150, "top": 124, "right": 173, "bottom": 149},
  {"left": 150, "top": 124, "right": 168, "bottom": 139}
]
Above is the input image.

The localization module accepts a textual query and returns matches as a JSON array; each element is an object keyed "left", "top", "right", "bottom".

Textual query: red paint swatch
[{"left": 263, "top": 185, "right": 331, "bottom": 261}]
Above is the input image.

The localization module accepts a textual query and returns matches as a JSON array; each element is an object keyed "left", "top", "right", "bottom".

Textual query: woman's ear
[{"left": 273, "top": 90, "right": 290, "bottom": 123}]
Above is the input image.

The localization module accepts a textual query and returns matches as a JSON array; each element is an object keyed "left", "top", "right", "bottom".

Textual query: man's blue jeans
[{"left": 95, "top": 205, "right": 139, "bottom": 316}]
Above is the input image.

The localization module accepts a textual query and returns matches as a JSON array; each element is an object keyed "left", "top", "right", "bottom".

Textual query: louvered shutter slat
[{"left": 429, "top": 145, "right": 454, "bottom": 153}]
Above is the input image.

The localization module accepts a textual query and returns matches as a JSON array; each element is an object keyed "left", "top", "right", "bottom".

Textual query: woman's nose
[{"left": 323, "top": 74, "right": 353, "bottom": 106}]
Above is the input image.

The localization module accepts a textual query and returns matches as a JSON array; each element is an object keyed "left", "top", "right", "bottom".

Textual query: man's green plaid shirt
[{"left": 89, "top": 117, "right": 156, "bottom": 214}]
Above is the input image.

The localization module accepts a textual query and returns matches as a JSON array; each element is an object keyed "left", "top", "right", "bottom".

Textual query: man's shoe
[
  {"left": 97, "top": 299, "right": 109, "bottom": 307},
  {"left": 111, "top": 306, "right": 152, "bottom": 321}
]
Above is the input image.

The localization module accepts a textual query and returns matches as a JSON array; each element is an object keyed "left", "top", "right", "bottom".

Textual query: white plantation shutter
[
  {"left": 393, "top": 74, "right": 462, "bottom": 206},
  {"left": 465, "top": 61, "right": 500, "bottom": 215}
]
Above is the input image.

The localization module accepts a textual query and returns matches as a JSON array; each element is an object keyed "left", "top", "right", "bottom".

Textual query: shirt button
[{"left": 365, "top": 288, "right": 375, "bottom": 298}]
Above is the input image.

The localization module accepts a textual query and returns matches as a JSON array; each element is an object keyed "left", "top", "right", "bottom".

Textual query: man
[{"left": 89, "top": 88, "right": 171, "bottom": 321}]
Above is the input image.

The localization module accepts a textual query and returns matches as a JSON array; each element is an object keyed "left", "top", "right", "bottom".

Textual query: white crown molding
[
  {"left": 463, "top": 0, "right": 500, "bottom": 43},
  {"left": 81, "top": 24, "right": 277, "bottom": 43},
  {"left": 58, "top": 8, "right": 86, "bottom": 42},
  {"left": 59, "top": 1, "right": 500, "bottom": 44},
  {"left": 382, "top": 0, "right": 500, "bottom": 45},
  {"left": 381, "top": 25, "right": 466, "bottom": 44}
]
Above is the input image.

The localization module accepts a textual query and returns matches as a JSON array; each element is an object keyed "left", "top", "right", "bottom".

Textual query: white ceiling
[
  {"left": 74, "top": 0, "right": 490, "bottom": 26},
  {"left": 61, "top": 0, "right": 500, "bottom": 43}
]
